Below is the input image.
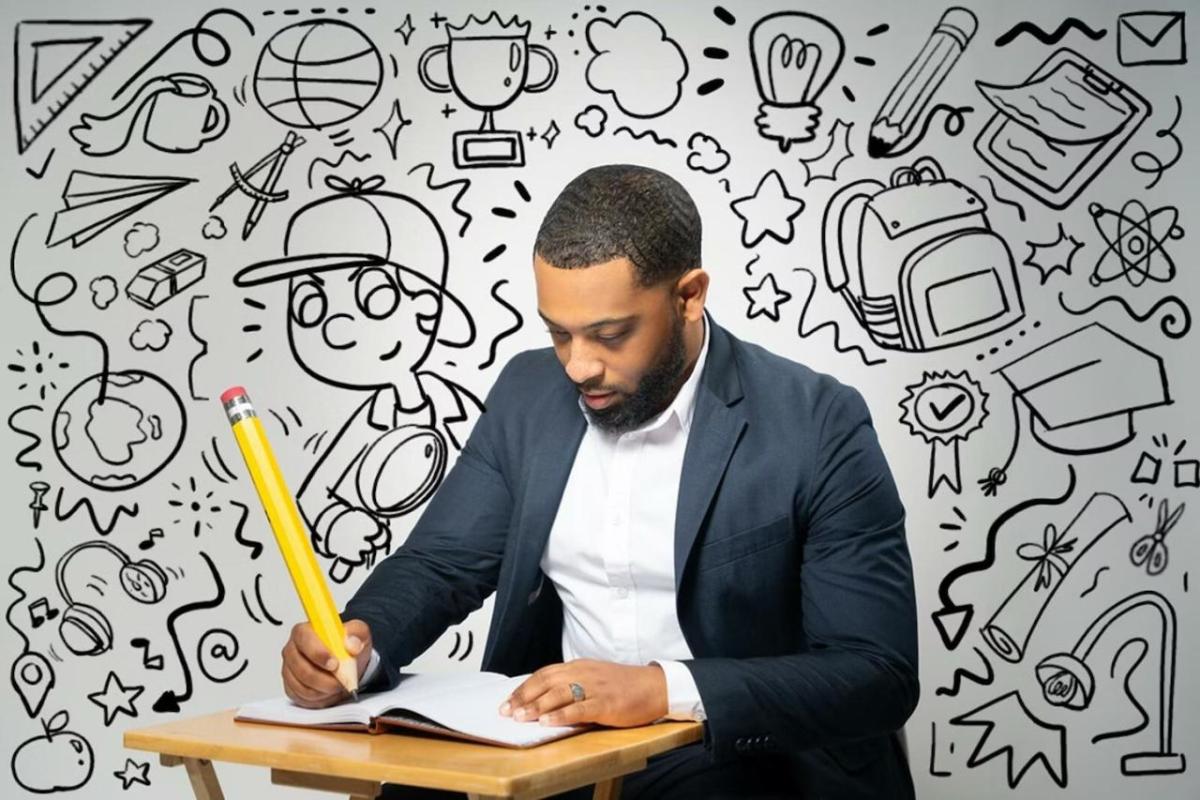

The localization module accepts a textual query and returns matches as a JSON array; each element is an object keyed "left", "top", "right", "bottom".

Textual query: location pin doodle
[{"left": 11, "top": 651, "right": 56, "bottom": 718}]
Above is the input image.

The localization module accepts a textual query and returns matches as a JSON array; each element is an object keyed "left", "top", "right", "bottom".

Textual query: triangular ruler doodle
[
  {"left": 46, "top": 170, "right": 195, "bottom": 248},
  {"left": 14, "top": 19, "right": 151, "bottom": 153}
]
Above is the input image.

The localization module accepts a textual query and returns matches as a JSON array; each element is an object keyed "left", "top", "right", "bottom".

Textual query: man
[{"left": 282, "top": 165, "right": 919, "bottom": 798}]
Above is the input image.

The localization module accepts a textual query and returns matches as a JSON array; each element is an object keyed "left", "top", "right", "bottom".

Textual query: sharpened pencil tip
[{"left": 350, "top": 691, "right": 360, "bottom": 703}]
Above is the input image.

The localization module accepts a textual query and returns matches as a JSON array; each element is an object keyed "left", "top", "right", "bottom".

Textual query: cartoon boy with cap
[{"left": 234, "top": 175, "right": 483, "bottom": 583}]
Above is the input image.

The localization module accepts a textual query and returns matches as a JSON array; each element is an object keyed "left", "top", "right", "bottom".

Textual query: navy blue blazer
[{"left": 344, "top": 313, "right": 919, "bottom": 799}]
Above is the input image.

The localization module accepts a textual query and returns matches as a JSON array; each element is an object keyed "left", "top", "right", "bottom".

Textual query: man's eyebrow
[{"left": 537, "top": 311, "right": 637, "bottom": 331}]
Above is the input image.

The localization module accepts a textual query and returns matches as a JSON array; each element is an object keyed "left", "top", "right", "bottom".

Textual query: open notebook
[{"left": 235, "top": 671, "right": 588, "bottom": 748}]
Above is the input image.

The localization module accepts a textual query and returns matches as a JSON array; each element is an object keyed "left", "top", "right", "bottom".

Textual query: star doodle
[
  {"left": 743, "top": 273, "right": 793, "bottom": 322},
  {"left": 394, "top": 14, "right": 415, "bottom": 46},
  {"left": 730, "top": 170, "right": 805, "bottom": 248},
  {"left": 1022, "top": 223, "right": 1082, "bottom": 285},
  {"left": 541, "top": 120, "right": 561, "bottom": 149},
  {"left": 88, "top": 671, "right": 144, "bottom": 726},
  {"left": 113, "top": 758, "right": 151, "bottom": 789},
  {"left": 373, "top": 99, "right": 412, "bottom": 160}
]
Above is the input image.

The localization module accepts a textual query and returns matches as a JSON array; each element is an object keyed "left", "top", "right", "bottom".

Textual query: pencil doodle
[
  {"left": 933, "top": 464, "right": 1077, "bottom": 651},
  {"left": 47, "top": 170, "right": 195, "bottom": 249},
  {"left": 1087, "top": 200, "right": 1183, "bottom": 288},
  {"left": 10, "top": 710, "right": 94, "bottom": 793},
  {"left": 950, "top": 691, "right": 1068, "bottom": 789},
  {"left": 975, "top": 48, "right": 1150, "bottom": 209},
  {"left": 113, "top": 758, "right": 151, "bottom": 790},
  {"left": 586, "top": 11, "right": 686, "bottom": 118},
  {"left": 54, "top": 539, "right": 168, "bottom": 656},
  {"left": 793, "top": 268, "right": 887, "bottom": 367},
  {"left": 152, "top": 550, "right": 223, "bottom": 713},
  {"left": 1036, "top": 590, "right": 1185, "bottom": 774},
  {"left": 479, "top": 279, "right": 524, "bottom": 370},
  {"left": 1057, "top": 292, "right": 1191, "bottom": 340},
  {"left": 197, "top": 628, "right": 248, "bottom": 683},
  {"left": 981, "top": 324, "right": 1170, "bottom": 495},
  {"left": 1131, "top": 96, "right": 1183, "bottom": 190},
  {"left": 122, "top": 222, "right": 159, "bottom": 258},
  {"left": 14, "top": 18, "right": 151, "bottom": 153},
  {"left": 749, "top": 11, "right": 844, "bottom": 152},
  {"left": 613, "top": 126, "right": 677, "bottom": 148},
  {"left": 1023, "top": 223, "right": 1083, "bottom": 285},
  {"left": 823, "top": 157, "right": 1023, "bottom": 352},
  {"left": 8, "top": 404, "right": 44, "bottom": 472},
  {"left": 994, "top": 18, "right": 1107, "bottom": 47},
  {"left": 731, "top": 170, "right": 804, "bottom": 248},
  {"left": 407, "top": 162, "right": 473, "bottom": 237},
  {"left": 869, "top": 8, "right": 977, "bottom": 159},
  {"left": 129, "top": 319, "right": 172, "bottom": 352},
  {"left": 87, "top": 670, "right": 144, "bottom": 726},
  {"left": 980, "top": 492, "right": 1131, "bottom": 663},
  {"left": 574, "top": 105, "right": 607, "bottom": 138},
  {"left": 307, "top": 150, "right": 371, "bottom": 190},
  {"left": 898, "top": 371, "right": 989, "bottom": 498},
  {"left": 53, "top": 488, "right": 139, "bottom": 537},
  {"left": 1117, "top": 12, "right": 1187, "bottom": 67},
  {"left": 420, "top": 13, "right": 558, "bottom": 168},
  {"left": 90, "top": 276, "right": 119, "bottom": 309},
  {"left": 936, "top": 646, "right": 995, "bottom": 698},
  {"left": 743, "top": 273, "right": 792, "bottom": 322},
  {"left": 978, "top": 174, "right": 1026, "bottom": 223},
  {"left": 373, "top": 99, "right": 411, "bottom": 159},
  {"left": 72, "top": 73, "right": 229, "bottom": 156},
  {"left": 799, "top": 119, "right": 852, "bottom": 184},
  {"left": 113, "top": 8, "right": 254, "bottom": 99}
]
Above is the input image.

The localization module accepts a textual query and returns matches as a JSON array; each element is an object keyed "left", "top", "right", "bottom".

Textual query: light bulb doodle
[{"left": 749, "top": 12, "right": 844, "bottom": 152}]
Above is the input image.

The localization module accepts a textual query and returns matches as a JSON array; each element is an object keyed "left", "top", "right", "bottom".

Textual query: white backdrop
[{"left": 1, "top": 1, "right": 1196, "bottom": 797}]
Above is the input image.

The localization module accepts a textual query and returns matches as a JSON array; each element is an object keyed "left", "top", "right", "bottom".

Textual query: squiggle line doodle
[
  {"left": 613, "top": 126, "right": 678, "bottom": 148},
  {"left": 229, "top": 500, "right": 262, "bottom": 560},
  {"left": 306, "top": 150, "right": 371, "bottom": 189},
  {"left": 479, "top": 280, "right": 523, "bottom": 370},
  {"left": 1091, "top": 638, "right": 1150, "bottom": 744},
  {"left": 152, "top": 551, "right": 223, "bottom": 713},
  {"left": 407, "top": 162, "right": 472, "bottom": 237},
  {"left": 978, "top": 174, "right": 1026, "bottom": 222},
  {"left": 794, "top": 268, "right": 886, "bottom": 366},
  {"left": 1080, "top": 566, "right": 1109, "bottom": 598},
  {"left": 186, "top": 295, "right": 209, "bottom": 401},
  {"left": 1057, "top": 292, "right": 1191, "bottom": 339},
  {"left": 876, "top": 105, "right": 973, "bottom": 159},
  {"left": 53, "top": 487, "right": 138, "bottom": 537},
  {"left": 8, "top": 404, "right": 44, "bottom": 471},
  {"left": 994, "top": 18, "right": 1107, "bottom": 47},
  {"left": 936, "top": 646, "right": 995, "bottom": 697},
  {"left": 113, "top": 9, "right": 256, "bottom": 99},
  {"left": 6, "top": 539, "right": 44, "bottom": 651},
  {"left": 254, "top": 573, "right": 281, "bottom": 625},
  {"left": 1131, "top": 95, "right": 1183, "bottom": 190}
]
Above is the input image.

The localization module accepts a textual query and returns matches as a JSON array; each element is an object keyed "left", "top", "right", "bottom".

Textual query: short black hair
[{"left": 534, "top": 164, "right": 701, "bottom": 288}]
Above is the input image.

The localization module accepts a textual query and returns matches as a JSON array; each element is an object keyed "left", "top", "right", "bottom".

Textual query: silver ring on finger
[{"left": 569, "top": 682, "right": 586, "bottom": 702}]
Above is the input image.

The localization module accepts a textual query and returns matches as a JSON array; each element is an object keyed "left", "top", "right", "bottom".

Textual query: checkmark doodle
[
  {"left": 899, "top": 372, "right": 990, "bottom": 498},
  {"left": 24, "top": 148, "right": 55, "bottom": 179},
  {"left": 929, "top": 393, "right": 968, "bottom": 422}
]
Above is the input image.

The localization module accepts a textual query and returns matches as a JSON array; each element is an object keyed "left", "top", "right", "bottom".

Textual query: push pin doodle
[
  {"left": 29, "top": 481, "right": 49, "bottom": 528},
  {"left": 210, "top": 130, "right": 306, "bottom": 240}
]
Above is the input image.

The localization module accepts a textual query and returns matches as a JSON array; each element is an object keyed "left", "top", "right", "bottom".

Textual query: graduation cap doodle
[{"left": 980, "top": 323, "right": 1170, "bottom": 495}]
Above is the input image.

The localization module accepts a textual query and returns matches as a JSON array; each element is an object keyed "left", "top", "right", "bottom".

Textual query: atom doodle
[{"left": 1088, "top": 200, "right": 1184, "bottom": 288}]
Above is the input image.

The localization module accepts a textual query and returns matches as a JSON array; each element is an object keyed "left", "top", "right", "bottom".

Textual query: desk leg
[
  {"left": 160, "top": 755, "right": 225, "bottom": 800},
  {"left": 592, "top": 776, "right": 623, "bottom": 800},
  {"left": 271, "top": 768, "right": 381, "bottom": 798}
]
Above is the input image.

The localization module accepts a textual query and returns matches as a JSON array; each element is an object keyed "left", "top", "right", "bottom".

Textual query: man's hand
[
  {"left": 281, "top": 619, "right": 373, "bottom": 709},
  {"left": 499, "top": 659, "right": 668, "bottom": 727}
]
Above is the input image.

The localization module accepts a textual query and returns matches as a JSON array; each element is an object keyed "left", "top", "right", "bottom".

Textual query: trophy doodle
[{"left": 418, "top": 13, "right": 558, "bottom": 168}]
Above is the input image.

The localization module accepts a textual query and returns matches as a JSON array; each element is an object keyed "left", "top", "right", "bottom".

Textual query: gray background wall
[{"left": 1, "top": 0, "right": 1195, "bottom": 797}]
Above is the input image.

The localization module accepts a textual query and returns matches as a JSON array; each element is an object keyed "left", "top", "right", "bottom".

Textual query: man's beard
[{"left": 582, "top": 314, "right": 688, "bottom": 434}]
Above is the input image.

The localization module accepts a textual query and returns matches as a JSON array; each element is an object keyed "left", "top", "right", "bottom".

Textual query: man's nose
[
  {"left": 563, "top": 344, "right": 603, "bottom": 386},
  {"left": 322, "top": 313, "right": 357, "bottom": 350}
]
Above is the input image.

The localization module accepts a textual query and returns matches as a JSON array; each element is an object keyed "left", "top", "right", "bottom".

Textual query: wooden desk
[{"left": 125, "top": 710, "right": 703, "bottom": 800}]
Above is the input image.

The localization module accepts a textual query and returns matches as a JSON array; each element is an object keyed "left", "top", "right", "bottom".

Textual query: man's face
[
  {"left": 534, "top": 254, "right": 690, "bottom": 434},
  {"left": 286, "top": 264, "right": 439, "bottom": 389}
]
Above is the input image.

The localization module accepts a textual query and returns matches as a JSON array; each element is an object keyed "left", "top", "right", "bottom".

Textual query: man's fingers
[
  {"left": 520, "top": 683, "right": 577, "bottom": 720},
  {"left": 283, "top": 660, "right": 333, "bottom": 708},
  {"left": 291, "top": 623, "right": 337, "bottom": 671},
  {"left": 540, "top": 698, "right": 600, "bottom": 727},
  {"left": 283, "top": 640, "right": 343, "bottom": 694}
]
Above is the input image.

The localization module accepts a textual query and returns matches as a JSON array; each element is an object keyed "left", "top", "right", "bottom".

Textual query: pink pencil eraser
[{"left": 220, "top": 386, "right": 248, "bottom": 404}]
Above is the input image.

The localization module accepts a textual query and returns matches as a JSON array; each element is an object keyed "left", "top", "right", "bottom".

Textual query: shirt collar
[{"left": 576, "top": 314, "right": 709, "bottom": 436}]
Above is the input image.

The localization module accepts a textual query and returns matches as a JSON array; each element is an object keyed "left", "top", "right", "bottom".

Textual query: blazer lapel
[{"left": 675, "top": 314, "right": 747, "bottom": 592}]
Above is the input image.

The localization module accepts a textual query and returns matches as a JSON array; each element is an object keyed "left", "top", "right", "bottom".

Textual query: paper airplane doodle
[
  {"left": 14, "top": 19, "right": 150, "bottom": 153},
  {"left": 45, "top": 171, "right": 195, "bottom": 249}
]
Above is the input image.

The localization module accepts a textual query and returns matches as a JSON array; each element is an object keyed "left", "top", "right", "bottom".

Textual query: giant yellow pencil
[{"left": 221, "top": 386, "right": 359, "bottom": 699}]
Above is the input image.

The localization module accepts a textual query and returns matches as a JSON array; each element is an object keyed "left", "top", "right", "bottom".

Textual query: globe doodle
[
  {"left": 52, "top": 370, "right": 186, "bottom": 491},
  {"left": 254, "top": 19, "right": 383, "bottom": 129}
]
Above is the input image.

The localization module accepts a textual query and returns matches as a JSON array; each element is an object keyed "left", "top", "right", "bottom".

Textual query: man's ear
[
  {"left": 675, "top": 268, "right": 709, "bottom": 322},
  {"left": 411, "top": 290, "right": 441, "bottom": 335}
]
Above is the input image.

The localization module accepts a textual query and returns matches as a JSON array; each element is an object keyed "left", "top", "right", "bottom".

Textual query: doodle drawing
[
  {"left": 126, "top": 249, "right": 206, "bottom": 309},
  {"left": 749, "top": 12, "right": 844, "bottom": 152},
  {"left": 975, "top": 48, "right": 1150, "bottom": 209},
  {"left": 823, "top": 156, "right": 1023, "bottom": 352},
  {"left": 586, "top": 12, "right": 687, "bottom": 119},
  {"left": 1117, "top": 12, "right": 1186, "bottom": 66},
  {"left": 71, "top": 73, "right": 229, "bottom": 156},
  {"left": 1129, "top": 498, "right": 1184, "bottom": 576},
  {"left": 87, "top": 670, "right": 143, "bottom": 726},
  {"left": 13, "top": 18, "right": 150, "bottom": 153},
  {"left": 11, "top": 710, "right": 94, "bottom": 793},
  {"left": 1087, "top": 200, "right": 1183, "bottom": 288},
  {"left": 419, "top": 13, "right": 558, "bottom": 168},
  {"left": 210, "top": 131, "right": 306, "bottom": 240},
  {"left": 46, "top": 170, "right": 194, "bottom": 248},
  {"left": 730, "top": 170, "right": 804, "bottom": 248},
  {"left": 898, "top": 371, "right": 989, "bottom": 498},
  {"left": 950, "top": 691, "right": 1067, "bottom": 789}
]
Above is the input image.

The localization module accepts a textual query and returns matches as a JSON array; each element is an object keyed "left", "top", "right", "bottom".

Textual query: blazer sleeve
[
  {"left": 341, "top": 359, "right": 519, "bottom": 692},
  {"left": 682, "top": 384, "right": 919, "bottom": 762}
]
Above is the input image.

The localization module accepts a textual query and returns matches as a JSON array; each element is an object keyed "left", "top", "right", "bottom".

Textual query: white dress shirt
[
  {"left": 363, "top": 319, "right": 710, "bottom": 722},
  {"left": 540, "top": 316, "right": 709, "bottom": 722}
]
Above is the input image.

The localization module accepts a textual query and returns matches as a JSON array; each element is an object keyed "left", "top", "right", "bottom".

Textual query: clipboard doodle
[{"left": 974, "top": 48, "right": 1150, "bottom": 209}]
